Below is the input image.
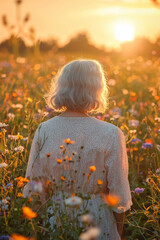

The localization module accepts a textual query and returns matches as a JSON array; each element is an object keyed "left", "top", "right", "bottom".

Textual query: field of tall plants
[{"left": 0, "top": 51, "right": 160, "bottom": 240}]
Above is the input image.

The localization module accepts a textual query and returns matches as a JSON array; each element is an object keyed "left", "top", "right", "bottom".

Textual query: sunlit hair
[{"left": 44, "top": 59, "right": 109, "bottom": 113}]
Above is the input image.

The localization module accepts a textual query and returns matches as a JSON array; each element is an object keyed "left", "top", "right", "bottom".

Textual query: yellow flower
[
  {"left": 34, "top": 64, "right": 40, "bottom": 71},
  {"left": 130, "top": 91, "right": 136, "bottom": 96},
  {"left": 22, "top": 206, "right": 38, "bottom": 220},
  {"left": 97, "top": 179, "right": 103, "bottom": 186},
  {"left": 89, "top": 166, "right": 96, "bottom": 172},
  {"left": 27, "top": 97, "right": 33, "bottom": 103},
  {"left": 17, "top": 192, "right": 24, "bottom": 197},
  {"left": 52, "top": 71, "right": 56, "bottom": 75},
  {"left": 104, "top": 194, "right": 120, "bottom": 207},
  {"left": 16, "top": 134, "right": 23, "bottom": 140},
  {"left": 0, "top": 132, "right": 3, "bottom": 138}
]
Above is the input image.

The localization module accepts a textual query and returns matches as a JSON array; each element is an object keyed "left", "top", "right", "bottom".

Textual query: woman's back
[
  {"left": 31, "top": 116, "right": 116, "bottom": 193},
  {"left": 23, "top": 116, "right": 132, "bottom": 240}
]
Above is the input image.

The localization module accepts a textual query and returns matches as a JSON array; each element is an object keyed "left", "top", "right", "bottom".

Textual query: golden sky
[{"left": 0, "top": 0, "right": 160, "bottom": 49}]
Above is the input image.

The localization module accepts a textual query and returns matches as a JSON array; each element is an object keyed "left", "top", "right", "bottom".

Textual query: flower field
[{"left": 0, "top": 51, "right": 160, "bottom": 240}]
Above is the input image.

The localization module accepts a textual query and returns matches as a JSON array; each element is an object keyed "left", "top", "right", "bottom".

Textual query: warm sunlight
[{"left": 114, "top": 21, "right": 135, "bottom": 42}]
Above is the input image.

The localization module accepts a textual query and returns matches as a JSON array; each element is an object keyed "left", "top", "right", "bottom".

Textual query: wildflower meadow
[{"left": 0, "top": 49, "right": 159, "bottom": 240}]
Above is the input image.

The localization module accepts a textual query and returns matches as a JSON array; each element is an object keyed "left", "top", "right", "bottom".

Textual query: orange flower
[
  {"left": 57, "top": 158, "right": 62, "bottom": 164},
  {"left": 64, "top": 138, "right": 75, "bottom": 144},
  {"left": 130, "top": 96, "right": 137, "bottom": 101},
  {"left": 65, "top": 156, "right": 72, "bottom": 161},
  {"left": 11, "top": 234, "right": 36, "bottom": 240},
  {"left": 71, "top": 193, "right": 75, "bottom": 197},
  {"left": 46, "top": 74, "right": 51, "bottom": 79},
  {"left": 11, "top": 233, "right": 28, "bottom": 240},
  {"left": 46, "top": 153, "right": 51, "bottom": 157},
  {"left": 22, "top": 178, "right": 29, "bottom": 183},
  {"left": 17, "top": 181, "right": 24, "bottom": 187},
  {"left": 46, "top": 180, "right": 53, "bottom": 185},
  {"left": 88, "top": 173, "right": 91, "bottom": 179},
  {"left": 154, "top": 96, "right": 159, "bottom": 101},
  {"left": 61, "top": 176, "right": 66, "bottom": 181},
  {"left": 145, "top": 138, "right": 153, "bottom": 144},
  {"left": 28, "top": 197, "right": 32, "bottom": 203},
  {"left": 21, "top": 178, "right": 29, "bottom": 182},
  {"left": 17, "top": 192, "right": 24, "bottom": 197},
  {"left": 97, "top": 179, "right": 103, "bottom": 186},
  {"left": 37, "top": 76, "right": 44, "bottom": 81},
  {"left": 89, "top": 166, "right": 96, "bottom": 172},
  {"left": 104, "top": 194, "right": 120, "bottom": 207},
  {"left": 22, "top": 206, "right": 38, "bottom": 220},
  {"left": 12, "top": 92, "right": 18, "bottom": 98},
  {"left": 133, "top": 148, "right": 138, "bottom": 151},
  {"left": 15, "top": 176, "right": 29, "bottom": 183},
  {"left": 59, "top": 145, "right": 63, "bottom": 149}
]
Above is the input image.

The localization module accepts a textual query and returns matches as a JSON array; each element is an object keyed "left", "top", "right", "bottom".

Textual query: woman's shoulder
[
  {"left": 90, "top": 117, "right": 120, "bottom": 132},
  {"left": 38, "top": 116, "right": 122, "bottom": 137}
]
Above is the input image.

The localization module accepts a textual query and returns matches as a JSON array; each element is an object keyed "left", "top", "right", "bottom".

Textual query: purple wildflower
[
  {"left": 130, "top": 138, "right": 142, "bottom": 144},
  {"left": 4, "top": 183, "right": 13, "bottom": 189},
  {"left": 141, "top": 143, "right": 153, "bottom": 149},
  {"left": 0, "top": 236, "right": 10, "bottom": 240},
  {"left": 134, "top": 187, "right": 145, "bottom": 194}
]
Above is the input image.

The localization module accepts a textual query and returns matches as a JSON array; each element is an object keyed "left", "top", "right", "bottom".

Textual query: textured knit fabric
[{"left": 23, "top": 116, "right": 133, "bottom": 240}]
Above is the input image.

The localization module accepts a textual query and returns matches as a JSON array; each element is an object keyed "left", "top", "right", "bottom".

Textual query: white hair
[{"left": 44, "top": 59, "right": 109, "bottom": 113}]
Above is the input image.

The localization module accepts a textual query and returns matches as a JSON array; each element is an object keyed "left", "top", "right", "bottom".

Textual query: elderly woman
[{"left": 23, "top": 59, "right": 132, "bottom": 240}]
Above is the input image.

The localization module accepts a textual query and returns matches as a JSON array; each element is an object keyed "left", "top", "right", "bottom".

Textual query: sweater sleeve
[{"left": 105, "top": 127, "right": 133, "bottom": 213}]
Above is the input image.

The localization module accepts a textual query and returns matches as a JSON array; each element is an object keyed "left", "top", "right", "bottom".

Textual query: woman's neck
[{"left": 59, "top": 109, "right": 89, "bottom": 117}]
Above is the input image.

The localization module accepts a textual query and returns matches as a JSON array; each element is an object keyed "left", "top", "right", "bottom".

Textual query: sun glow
[{"left": 114, "top": 21, "right": 135, "bottom": 42}]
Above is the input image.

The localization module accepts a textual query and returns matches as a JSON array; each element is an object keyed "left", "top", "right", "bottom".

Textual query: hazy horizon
[{"left": 0, "top": 0, "right": 160, "bottom": 50}]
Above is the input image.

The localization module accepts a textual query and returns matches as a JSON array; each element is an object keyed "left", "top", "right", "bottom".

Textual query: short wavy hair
[{"left": 44, "top": 59, "right": 109, "bottom": 113}]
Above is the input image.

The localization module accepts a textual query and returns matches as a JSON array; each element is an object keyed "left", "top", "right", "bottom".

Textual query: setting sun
[{"left": 114, "top": 21, "right": 135, "bottom": 42}]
